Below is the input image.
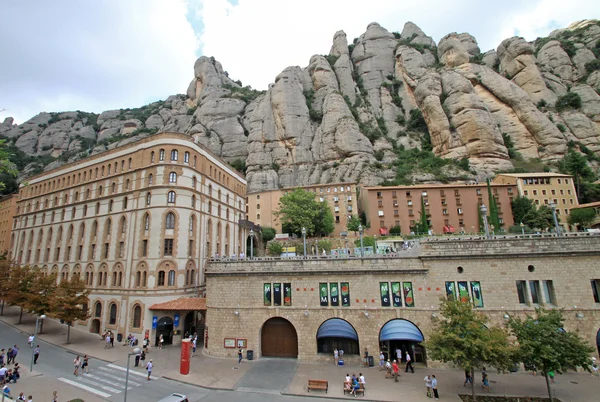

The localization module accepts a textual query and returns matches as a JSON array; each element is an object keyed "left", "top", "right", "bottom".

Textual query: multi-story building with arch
[{"left": 10, "top": 132, "right": 247, "bottom": 343}]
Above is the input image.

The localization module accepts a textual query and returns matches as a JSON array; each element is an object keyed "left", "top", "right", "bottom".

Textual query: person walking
[
  {"left": 379, "top": 351, "right": 385, "bottom": 371},
  {"left": 392, "top": 360, "right": 400, "bottom": 382},
  {"left": 238, "top": 348, "right": 243, "bottom": 364},
  {"left": 82, "top": 355, "right": 89, "bottom": 374},
  {"left": 396, "top": 348, "right": 402, "bottom": 363},
  {"left": 158, "top": 335, "right": 164, "bottom": 350},
  {"left": 110, "top": 333, "right": 114, "bottom": 348},
  {"left": 73, "top": 356, "right": 80, "bottom": 377},
  {"left": 134, "top": 352, "right": 140, "bottom": 367},
  {"left": 105, "top": 333, "right": 111, "bottom": 349},
  {"left": 52, "top": 391, "right": 58, "bottom": 402},
  {"left": 146, "top": 359, "right": 153, "bottom": 381},
  {"left": 405, "top": 351, "right": 414, "bottom": 373},
  {"left": 464, "top": 369, "right": 472, "bottom": 386},
  {"left": 140, "top": 350, "right": 146, "bottom": 368},
  {"left": 363, "top": 348, "right": 369, "bottom": 368},
  {"left": 334, "top": 348, "right": 339, "bottom": 365},
  {"left": 16, "top": 392, "right": 25, "bottom": 401},
  {"left": 431, "top": 375, "right": 439, "bottom": 400},
  {"left": 192, "top": 338, "right": 197, "bottom": 357},
  {"left": 27, "top": 335, "right": 34, "bottom": 348},
  {"left": 33, "top": 346, "right": 40, "bottom": 365},
  {"left": 424, "top": 374, "right": 432, "bottom": 398}
]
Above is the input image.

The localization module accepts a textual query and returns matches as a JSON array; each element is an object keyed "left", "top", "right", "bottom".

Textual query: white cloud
[{"left": 0, "top": 0, "right": 199, "bottom": 124}]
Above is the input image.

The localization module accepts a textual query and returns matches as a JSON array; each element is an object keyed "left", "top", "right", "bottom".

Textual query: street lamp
[
  {"left": 30, "top": 314, "right": 46, "bottom": 372},
  {"left": 358, "top": 224, "right": 364, "bottom": 257},
  {"left": 549, "top": 202, "right": 561, "bottom": 236},
  {"left": 301, "top": 227, "right": 307, "bottom": 258},
  {"left": 124, "top": 347, "right": 141, "bottom": 402},
  {"left": 480, "top": 204, "right": 490, "bottom": 239},
  {"left": 249, "top": 229, "right": 254, "bottom": 258},
  {"left": 373, "top": 235, "right": 377, "bottom": 254},
  {"left": 520, "top": 222, "right": 525, "bottom": 235}
]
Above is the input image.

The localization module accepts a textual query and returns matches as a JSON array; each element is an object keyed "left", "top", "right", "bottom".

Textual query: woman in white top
[{"left": 73, "top": 356, "right": 81, "bottom": 377}]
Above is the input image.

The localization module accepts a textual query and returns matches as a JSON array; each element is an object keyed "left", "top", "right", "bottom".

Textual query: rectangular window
[
  {"left": 542, "top": 280, "right": 556, "bottom": 305},
  {"left": 77, "top": 245, "right": 83, "bottom": 260},
  {"left": 403, "top": 282, "right": 414, "bottom": 307},
  {"left": 529, "top": 280, "right": 541, "bottom": 304},
  {"left": 470, "top": 281, "right": 484, "bottom": 308},
  {"left": 516, "top": 281, "right": 528, "bottom": 304},
  {"left": 104, "top": 243, "right": 109, "bottom": 258},
  {"left": 380, "top": 282, "right": 390, "bottom": 306},
  {"left": 330, "top": 283, "right": 339, "bottom": 306},
  {"left": 188, "top": 240, "right": 193, "bottom": 257},
  {"left": 119, "top": 242, "right": 124, "bottom": 258},
  {"left": 91, "top": 244, "right": 96, "bottom": 259},
  {"left": 340, "top": 282, "right": 350, "bottom": 307},
  {"left": 273, "top": 283, "right": 281, "bottom": 306},
  {"left": 164, "top": 239, "right": 174, "bottom": 256},
  {"left": 591, "top": 280, "right": 600, "bottom": 303},
  {"left": 445, "top": 281, "right": 456, "bottom": 300},
  {"left": 319, "top": 283, "right": 329, "bottom": 306},
  {"left": 66, "top": 246, "right": 71, "bottom": 260},
  {"left": 142, "top": 240, "right": 148, "bottom": 257},
  {"left": 264, "top": 283, "right": 272, "bottom": 306},
  {"left": 391, "top": 282, "right": 402, "bottom": 307}
]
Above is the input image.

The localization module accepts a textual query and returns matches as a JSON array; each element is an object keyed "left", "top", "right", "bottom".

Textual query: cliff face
[{"left": 2, "top": 20, "right": 600, "bottom": 191}]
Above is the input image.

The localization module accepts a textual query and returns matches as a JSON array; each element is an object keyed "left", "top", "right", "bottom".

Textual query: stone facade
[
  {"left": 11, "top": 133, "right": 247, "bottom": 342},
  {"left": 0, "top": 194, "right": 17, "bottom": 254},
  {"left": 205, "top": 235, "right": 600, "bottom": 365}
]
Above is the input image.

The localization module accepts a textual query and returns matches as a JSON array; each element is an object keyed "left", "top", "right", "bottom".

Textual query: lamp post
[
  {"left": 124, "top": 347, "right": 141, "bottom": 402},
  {"left": 373, "top": 235, "right": 377, "bottom": 255},
  {"left": 549, "top": 202, "right": 561, "bottom": 236},
  {"left": 249, "top": 229, "right": 254, "bottom": 259},
  {"left": 480, "top": 204, "right": 490, "bottom": 239},
  {"left": 358, "top": 224, "right": 364, "bottom": 258},
  {"left": 301, "top": 227, "right": 307, "bottom": 258},
  {"left": 30, "top": 314, "right": 46, "bottom": 372},
  {"left": 520, "top": 222, "right": 525, "bottom": 235}
]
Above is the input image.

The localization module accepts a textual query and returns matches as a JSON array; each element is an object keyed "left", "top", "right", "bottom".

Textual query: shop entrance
[
  {"left": 261, "top": 317, "right": 298, "bottom": 358},
  {"left": 90, "top": 319, "right": 100, "bottom": 334},
  {"left": 155, "top": 316, "right": 174, "bottom": 346},
  {"left": 378, "top": 318, "right": 426, "bottom": 364}
]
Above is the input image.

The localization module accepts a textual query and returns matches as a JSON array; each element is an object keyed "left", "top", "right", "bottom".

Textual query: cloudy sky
[{"left": 1, "top": 0, "right": 598, "bottom": 124}]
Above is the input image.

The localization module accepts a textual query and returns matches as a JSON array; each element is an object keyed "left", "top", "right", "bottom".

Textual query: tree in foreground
[
  {"left": 275, "top": 189, "right": 333, "bottom": 236},
  {"left": 346, "top": 215, "right": 361, "bottom": 234},
  {"left": 426, "top": 298, "right": 514, "bottom": 402},
  {"left": 508, "top": 309, "right": 594, "bottom": 402},
  {"left": 49, "top": 276, "right": 90, "bottom": 344},
  {"left": 567, "top": 207, "right": 596, "bottom": 230},
  {"left": 24, "top": 271, "right": 58, "bottom": 333},
  {"left": 5, "top": 265, "right": 37, "bottom": 324}
]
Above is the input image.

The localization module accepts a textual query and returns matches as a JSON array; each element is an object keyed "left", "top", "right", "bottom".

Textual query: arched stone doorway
[
  {"left": 183, "top": 311, "right": 195, "bottom": 337},
  {"left": 155, "top": 316, "right": 174, "bottom": 347},
  {"left": 90, "top": 319, "right": 101, "bottom": 334},
  {"left": 316, "top": 318, "right": 359, "bottom": 356},
  {"left": 379, "top": 318, "right": 426, "bottom": 364},
  {"left": 261, "top": 317, "right": 298, "bottom": 358}
]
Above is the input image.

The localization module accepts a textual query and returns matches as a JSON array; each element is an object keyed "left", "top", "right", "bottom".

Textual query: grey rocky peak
[{"left": 400, "top": 21, "right": 436, "bottom": 47}]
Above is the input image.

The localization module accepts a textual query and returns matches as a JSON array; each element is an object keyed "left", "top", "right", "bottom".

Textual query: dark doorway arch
[
  {"left": 183, "top": 311, "right": 195, "bottom": 338},
  {"left": 156, "top": 316, "right": 174, "bottom": 346},
  {"left": 90, "top": 319, "right": 101, "bottom": 334},
  {"left": 316, "top": 318, "right": 360, "bottom": 355},
  {"left": 596, "top": 328, "right": 600, "bottom": 356},
  {"left": 378, "top": 318, "right": 426, "bottom": 364},
  {"left": 261, "top": 317, "right": 298, "bottom": 358}
]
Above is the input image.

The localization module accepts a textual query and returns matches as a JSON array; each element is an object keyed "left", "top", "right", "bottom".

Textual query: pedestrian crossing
[{"left": 58, "top": 363, "right": 152, "bottom": 398}]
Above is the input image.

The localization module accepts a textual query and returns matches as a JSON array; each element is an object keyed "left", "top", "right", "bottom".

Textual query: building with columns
[{"left": 11, "top": 132, "right": 247, "bottom": 344}]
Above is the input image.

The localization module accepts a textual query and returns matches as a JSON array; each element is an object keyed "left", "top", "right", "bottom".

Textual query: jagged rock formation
[{"left": 2, "top": 19, "right": 600, "bottom": 192}]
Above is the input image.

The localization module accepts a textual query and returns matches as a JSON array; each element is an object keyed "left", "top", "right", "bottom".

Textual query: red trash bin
[{"left": 180, "top": 339, "right": 191, "bottom": 375}]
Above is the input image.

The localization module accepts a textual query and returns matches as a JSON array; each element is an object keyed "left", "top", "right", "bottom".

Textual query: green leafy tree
[
  {"left": 560, "top": 148, "right": 596, "bottom": 200},
  {"left": 508, "top": 309, "right": 594, "bottom": 402},
  {"left": 389, "top": 225, "right": 401, "bottom": 235},
  {"left": 525, "top": 205, "right": 555, "bottom": 231},
  {"left": 487, "top": 179, "right": 501, "bottom": 229},
  {"left": 5, "top": 265, "right": 37, "bottom": 324},
  {"left": 49, "top": 276, "right": 90, "bottom": 343},
  {"left": 426, "top": 299, "right": 514, "bottom": 402},
  {"left": 261, "top": 226, "right": 276, "bottom": 244},
  {"left": 317, "top": 239, "right": 332, "bottom": 252},
  {"left": 0, "top": 259, "right": 12, "bottom": 315},
  {"left": 411, "top": 196, "right": 429, "bottom": 234},
  {"left": 25, "top": 271, "right": 58, "bottom": 333},
  {"left": 347, "top": 215, "right": 361, "bottom": 233},
  {"left": 275, "top": 189, "right": 333, "bottom": 236},
  {"left": 511, "top": 196, "right": 537, "bottom": 225},
  {"left": 0, "top": 139, "right": 18, "bottom": 192},
  {"left": 354, "top": 236, "right": 375, "bottom": 248},
  {"left": 567, "top": 207, "right": 596, "bottom": 230},
  {"left": 267, "top": 241, "right": 283, "bottom": 256}
]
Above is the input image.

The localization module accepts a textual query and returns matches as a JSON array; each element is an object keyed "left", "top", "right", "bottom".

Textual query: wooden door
[{"left": 261, "top": 317, "right": 298, "bottom": 358}]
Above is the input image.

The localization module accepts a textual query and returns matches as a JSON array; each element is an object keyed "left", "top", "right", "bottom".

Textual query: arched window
[
  {"left": 105, "top": 218, "right": 112, "bottom": 234},
  {"left": 64, "top": 194, "right": 68, "bottom": 204},
  {"left": 123, "top": 197, "right": 128, "bottom": 209},
  {"left": 125, "top": 179, "right": 130, "bottom": 190},
  {"left": 192, "top": 176, "right": 197, "bottom": 189},
  {"left": 157, "top": 271, "right": 165, "bottom": 286},
  {"left": 85, "top": 189, "right": 90, "bottom": 200},
  {"left": 133, "top": 305, "right": 142, "bottom": 328},
  {"left": 109, "top": 200, "right": 113, "bottom": 212},
  {"left": 151, "top": 151, "right": 155, "bottom": 163},
  {"left": 142, "top": 271, "right": 147, "bottom": 287},
  {"left": 79, "top": 223, "right": 85, "bottom": 239},
  {"left": 98, "top": 186, "right": 103, "bottom": 197},
  {"left": 111, "top": 182, "right": 117, "bottom": 194},
  {"left": 168, "top": 270, "right": 176, "bottom": 286},
  {"left": 146, "top": 192, "right": 151, "bottom": 206},
  {"left": 128, "top": 158, "right": 132, "bottom": 169},
  {"left": 95, "top": 202, "right": 100, "bottom": 215},
  {"left": 169, "top": 172, "right": 177, "bottom": 183},
  {"left": 189, "top": 215, "right": 195, "bottom": 233},
  {"left": 109, "top": 303, "right": 117, "bottom": 325},
  {"left": 191, "top": 195, "right": 196, "bottom": 208},
  {"left": 184, "top": 152, "right": 190, "bottom": 163},
  {"left": 171, "top": 149, "right": 178, "bottom": 161},
  {"left": 121, "top": 160, "right": 125, "bottom": 171},
  {"left": 94, "top": 302, "right": 102, "bottom": 317},
  {"left": 135, "top": 271, "right": 141, "bottom": 287},
  {"left": 120, "top": 217, "right": 127, "bottom": 234},
  {"left": 167, "top": 191, "right": 176, "bottom": 203},
  {"left": 166, "top": 213, "right": 175, "bottom": 229},
  {"left": 74, "top": 192, "right": 79, "bottom": 202},
  {"left": 67, "top": 225, "right": 73, "bottom": 241},
  {"left": 107, "top": 164, "right": 111, "bottom": 175},
  {"left": 143, "top": 214, "right": 150, "bottom": 230},
  {"left": 148, "top": 174, "right": 153, "bottom": 185},
  {"left": 159, "top": 149, "right": 165, "bottom": 161},
  {"left": 92, "top": 220, "right": 98, "bottom": 237},
  {"left": 193, "top": 155, "right": 197, "bottom": 167}
]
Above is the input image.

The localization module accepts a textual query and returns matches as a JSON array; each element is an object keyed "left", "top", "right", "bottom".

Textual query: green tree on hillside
[
  {"left": 411, "top": 196, "right": 429, "bottom": 234},
  {"left": 567, "top": 207, "right": 596, "bottom": 230},
  {"left": 275, "top": 189, "right": 334, "bottom": 236},
  {"left": 0, "top": 139, "right": 18, "bottom": 192},
  {"left": 511, "top": 196, "right": 537, "bottom": 225},
  {"left": 560, "top": 148, "right": 596, "bottom": 200}
]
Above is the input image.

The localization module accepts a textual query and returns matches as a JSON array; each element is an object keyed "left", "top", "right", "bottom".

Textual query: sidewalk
[{"left": 1, "top": 305, "right": 599, "bottom": 402}]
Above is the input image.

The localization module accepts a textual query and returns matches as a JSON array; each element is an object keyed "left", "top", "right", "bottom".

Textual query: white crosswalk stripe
[{"left": 58, "top": 363, "right": 152, "bottom": 398}]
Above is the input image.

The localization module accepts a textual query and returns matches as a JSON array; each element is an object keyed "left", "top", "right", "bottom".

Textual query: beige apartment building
[
  {"left": 248, "top": 183, "right": 359, "bottom": 237},
  {"left": 0, "top": 194, "right": 17, "bottom": 255},
  {"left": 359, "top": 183, "right": 517, "bottom": 236},
  {"left": 11, "top": 132, "right": 247, "bottom": 345},
  {"left": 493, "top": 173, "right": 578, "bottom": 230}
]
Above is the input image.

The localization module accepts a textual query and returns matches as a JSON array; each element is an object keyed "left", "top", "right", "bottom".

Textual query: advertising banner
[{"left": 340, "top": 282, "right": 350, "bottom": 307}]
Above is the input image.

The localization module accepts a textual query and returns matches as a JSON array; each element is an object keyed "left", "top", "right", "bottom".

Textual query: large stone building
[
  {"left": 204, "top": 235, "right": 600, "bottom": 364},
  {"left": 0, "top": 194, "right": 17, "bottom": 254},
  {"left": 359, "top": 183, "right": 517, "bottom": 236},
  {"left": 247, "top": 183, "right": 358, "bottom": 237},
  {"left": 493, "top": 173, "right": 578, "bottom": 230},
  {"left": 11, "top": 132, "right": 247, "bottom": 345}
]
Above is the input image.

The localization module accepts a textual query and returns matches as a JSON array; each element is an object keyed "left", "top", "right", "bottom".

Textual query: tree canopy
[
  {"left": 346, "top": 215, "right": 361, "bottom": 233},
  {"left": 567, "top": 207, "right": 596, "bottom": 229},
  {"left": 49, "top": 276, "right": 90, "bottom": 343},
  {"left": 275, "top": 189, "right": 334, "bottom": 236},
  {"left": 0, "top": 139, "right": 18, "bottom": 193}
]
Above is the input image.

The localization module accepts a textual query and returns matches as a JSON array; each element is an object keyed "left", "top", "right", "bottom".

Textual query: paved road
[{"left": 0, "top": 321, "right": 341, "bottom": 402}]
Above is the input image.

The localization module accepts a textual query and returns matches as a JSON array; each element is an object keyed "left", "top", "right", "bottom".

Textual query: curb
[
  {"left": 281, "top": 391, "right": 390, "bottom": 402},
  {"left": 161, "top": 376, "right": 234, "bottom": 392},
  {"left": 0, "top": 318, "right": 113, "bottom": 364}
]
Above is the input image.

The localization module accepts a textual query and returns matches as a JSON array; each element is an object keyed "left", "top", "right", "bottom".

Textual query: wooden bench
[
  {"left": 343, "top": 382, "right": 365, "bottom": 396},
  {"left": 307, "top": 379, "right": 328, "bottom": 393}
]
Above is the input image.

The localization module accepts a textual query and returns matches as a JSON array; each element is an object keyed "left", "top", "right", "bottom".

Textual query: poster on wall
[
  {"left": 330, "top": 283, "right": 339, "bottom": 306},
  {"left": 340, "top": 282, "right": 350, "bottom": 307},
  {"left": 445, "top": 282, "right": 456, "bottom": 300},
  {"left": 264, "top": 283, "right": 272, "bottom": 306},
  {"left": 457, "top": 281, "right": 470, "bottom": 303},
  {"left": 391, "top": 282, "right": 402, "bottom": 307},
  {"left": 319, "top": 283, "right": 329, "bottom": 306},
  {"left": 283, "top": 283, "right": 292, "bottom": 306},
  {"left": 224, "top": 338, "right": 236, "bottom": 348},
  {"left": 273, "top": 283, "right": 282, "bottom": 306},
  {"left": 470, "top": 281, "right": 484, "bottom": 308},
  {"left": 380, "top": 282, "right": 391, "bottom": 306},
  {"left": 403, "top": 282, "right": 414, "bottom": 307}
]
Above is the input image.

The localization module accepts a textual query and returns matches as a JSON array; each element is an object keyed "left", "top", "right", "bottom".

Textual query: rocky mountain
[{"left": 2, "top": 19, "right": 600, "bottom": 193}]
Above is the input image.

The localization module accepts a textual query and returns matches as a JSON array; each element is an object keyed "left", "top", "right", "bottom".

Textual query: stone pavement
[{"left": 1, "top": 306, "right": 599, "bottom": 402}]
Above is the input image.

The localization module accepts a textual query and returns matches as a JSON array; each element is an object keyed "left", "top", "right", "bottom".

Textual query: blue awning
[
  {"left": 379, "top": 319, "right": 424, "bottom": 342},
  {"left": 316, "top": 319, "right": 358, "bottom": 341}
]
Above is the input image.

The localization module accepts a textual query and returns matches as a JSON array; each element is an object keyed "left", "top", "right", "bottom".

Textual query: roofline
[
  {"left": 361, "top": 183, "right": 516, "bottom": 190},
  {"left": 494, "top": 173, "right": 572, "bottom": 178},
  {"left": 248, "top": 182, "right": 357, "bottom": 195}
]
